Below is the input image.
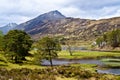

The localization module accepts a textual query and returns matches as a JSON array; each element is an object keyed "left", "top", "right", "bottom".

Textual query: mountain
[
  {"left": 29, "top": 17, "right": 120, "bottom": 40},
  {"left": 15, "top": 10, "right": 120, "bottom": 40},
  {"left": 15, "top": 10, "right": 66, "bottom": 31},
  {"left": 0, "top": 23, "right": 18, "bottom": 34}
]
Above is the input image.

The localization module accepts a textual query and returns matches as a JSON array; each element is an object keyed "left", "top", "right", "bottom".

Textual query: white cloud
[{"left": 0, "top": 0, "right": 120, "bottom": 26}]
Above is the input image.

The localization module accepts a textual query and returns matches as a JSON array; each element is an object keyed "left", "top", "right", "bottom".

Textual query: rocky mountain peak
[
  {"left": 37, "top": 10, "right": 66, "bottom": 21},
  {"left": 15, "top": 10, "right": 66, "bottom": 31},
  {"left": 6, "top": 23, "right": 18, "bottom": 28},
  {"left": 47, "top": 10, "right": 65, "bottom": 17}
]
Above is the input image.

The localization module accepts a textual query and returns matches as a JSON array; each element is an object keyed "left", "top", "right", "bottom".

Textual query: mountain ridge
[
  {"left": 1, "top": 10, "right": 120, "bottom": 40},
  {"left": 0, "top": 23, "right": 18, "bottom": 34},
  {"left": 15, "top": 11, "right": 120, "bottom": 40},
  {"left": 15, "top": 10, "right": 66, "bottom": 31}
]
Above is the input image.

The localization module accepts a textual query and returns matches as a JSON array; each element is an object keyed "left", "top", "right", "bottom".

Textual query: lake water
[
  {"left": 62, "top": 46, "right": 87, "bottom": 50},
  {"left": 41, "top": 59, "right": 120, "bottom": 75},
  {"left": 42, "top": 59, "right": 103, "bottom": 66},
  {"left": 97, "top": 69, "right": 120, "bottom": 75}
]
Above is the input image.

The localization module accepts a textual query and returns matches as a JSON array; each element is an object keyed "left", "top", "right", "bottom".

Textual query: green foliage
[
  {"left": 36, "top": 37, "right": 61, "bottom": 66},
  {"left": 0, "top": 30, "right": 3, "bottom": 37},
  {"left": 0, "top": 37, "right": 4, "bottom": 51},
  {"left": 0, "top": 31, "right": 4, "bottom": 51},
  {"left": 96, "top": 29, "right": 120, "bottom": 48},
  {"left": 96, "top": 37, "right": 104, "bottom": 48},
  {"left": 107, "top": 29, "right": 120, "bottom": 48},
  {"left": 3, "top": 30, "right": 33, "bottom": 63}
]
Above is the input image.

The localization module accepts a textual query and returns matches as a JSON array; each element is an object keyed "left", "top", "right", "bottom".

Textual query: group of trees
[
  {"left": 0, "top": 30, "right": 61, "bottom": 66},
  {"left": 96, "top": 29, "right": 120, "bottom": 48},
  {"left": 0, "top": 30, "right": 33, "bottom": 63}
]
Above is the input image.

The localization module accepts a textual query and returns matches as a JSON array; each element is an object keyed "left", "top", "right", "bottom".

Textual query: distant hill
[
  {"left": 0, "top": 23, "right": 18, "bottom": 34},
  {"left": 5, "top": 10, "right": 120, "bottom": 40}
]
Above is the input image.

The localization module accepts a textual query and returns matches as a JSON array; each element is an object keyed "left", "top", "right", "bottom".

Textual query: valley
[{"left": 0, "top": 10, "right": 120, "bottom": 80}]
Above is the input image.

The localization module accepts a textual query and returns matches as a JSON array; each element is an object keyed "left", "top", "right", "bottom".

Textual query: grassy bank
[
  {"left": 0, "top": 61, "right": 45, "bottom": 70},
  {"left": 101, "top": 58, "right": 120, "bottom": 68},
  {"left": 58, "top": 51, "right": 120, "bottom": 59},
  {"left": 0, "top": 53, "right": 44, "bottom": 70}
]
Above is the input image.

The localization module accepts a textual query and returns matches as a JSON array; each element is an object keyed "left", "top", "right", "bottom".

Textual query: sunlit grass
[
  {"left": 104, "top": 62, "right": 120, "bottom": 67},
  {"left": 0, "top": 52, "right": 45, "bottom": 70},
  {"left": 0, "top": 61, "right": 45, "bottom": 70},
  {"left": 58, "top": 50, "right": 120, "bottom": 59},
  {"left": 0, "top": 53, "right": 8, "bottom": 63},
  {"left": 6, "top": 63, "right": 45, "bottom": 70},
  {"left": 101, "top": 58, "right": 120, "bottom": 67},
  {"left": 0, "top": 62, "right": 45, "bottom": 70},
  {"left": 70, "top": 63, "right": 96, "bottom": 73},
  {"left": 56, "top": 77, "right": 77, "bottom": 80},
  {"left": 101, "top": 58, "right": 120, "bottom": 62}
]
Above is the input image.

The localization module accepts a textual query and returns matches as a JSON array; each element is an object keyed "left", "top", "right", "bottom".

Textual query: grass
[
  {"left": 104, "top": 62, "right": 120, "bottom": 67},
  {"left": 0, "top": 61, "right": 45, "bottom": 70},
  {"left": 0, "top": 52, "right": 45, "bottom": 70},
  {"left": 101, "top": 58, "right": 120, "bottom": 68},
  {"left": 56, "top": 77, "right": 76, "bottom": 80},
  {"left": 101, "top": 58, "right": 120, "bottom": 62},
  {"left": 70, "top": 63, "right": 97, "bottom": 73},
  {"left": 58, "top": 50, "right": 120, "bottom": 59},
  {"left": 70, "top": 63, "right": 96, "bottom": 68},
  {"left": 6, "top": 63, "right": 45, "bottom": 70},
  {"left": 0, "top": 53, "right": 8, "bottom": 63},
  {"left": 0, "top": 53, "right": 9, "bottom": 66}
]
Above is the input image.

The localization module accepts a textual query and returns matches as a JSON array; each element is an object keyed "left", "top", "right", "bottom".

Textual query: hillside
[{"left": 14, "top": 11, "right": 120, "bottom": 40}]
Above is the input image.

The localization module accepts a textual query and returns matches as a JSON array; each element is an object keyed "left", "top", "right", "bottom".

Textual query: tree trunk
[
  {"left": 49, "top": 57, "right": 53, "bottom": 67},
  {"left": 68, "top": 45, "right": 73, "bottom": 56},
  {"left": 48, "top": 50, "right": 53, "bottom": 67},
  {"left": 15, "top": 56, "right": 18, "bottom": 63},
  {"left": 11, "top": 55, "right": 14, "bottom": 61}
]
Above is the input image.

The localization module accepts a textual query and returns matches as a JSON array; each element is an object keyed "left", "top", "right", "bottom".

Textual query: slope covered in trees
[{"left": 96, "top": 29, "right": 120, "bottom": 48}]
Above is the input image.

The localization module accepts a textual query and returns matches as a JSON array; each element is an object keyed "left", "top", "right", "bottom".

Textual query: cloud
[
  {"left": 0, "top": 0, "right": 120, "bottom": 26},
  {"left": 60, "top": 0, "right": 120, "bottom": 19},
  {"left": 70, "top": 0, "right": 120, "bottom": 10}
]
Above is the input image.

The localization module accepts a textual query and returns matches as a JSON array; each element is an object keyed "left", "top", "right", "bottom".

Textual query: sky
[{"left": 1, "top": 0, "right": 120, "bottom": 26}]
